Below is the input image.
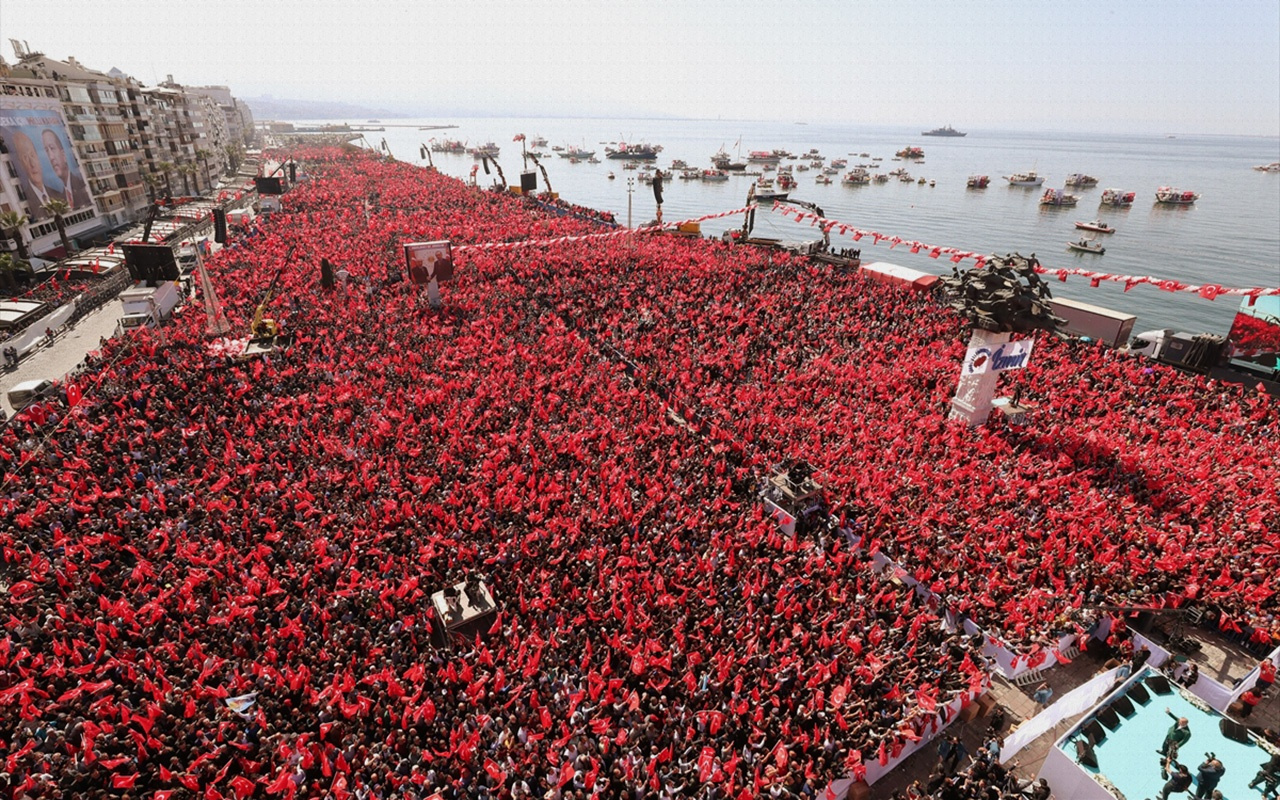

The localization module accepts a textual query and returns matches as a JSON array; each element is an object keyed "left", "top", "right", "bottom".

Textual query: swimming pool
[{"left": 1053, "top": 668, "right": 1276, "bottom": 800}]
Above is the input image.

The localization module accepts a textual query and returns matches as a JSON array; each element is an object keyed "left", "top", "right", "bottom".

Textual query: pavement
[{"left": 0, "top": 300, "right": 123, "bottom": 417}]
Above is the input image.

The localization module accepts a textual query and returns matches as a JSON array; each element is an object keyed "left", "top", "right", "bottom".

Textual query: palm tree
[
  {"left": 41, "top": 199, "right": 74, "bottom": 257},
  {"left": 141, "top": 172, "right": 161, "bottom": 202},
  {"left": 196, "top": 148, "right": 213, "bottom": 187},
  {"left": 224, "top": 143, "right": 244, "bottom": 173},
  {"left": 178, "top": 164, "right": 193, "bottom": 196},
  {"left": 156, "top": 161, "right": 175, "bottom": 197},
  {"left": 0, "top": 252, "right": 18, "bottom": 293},
  {"left": 0, "top": 210, "right": 30, "bottom": 261}
]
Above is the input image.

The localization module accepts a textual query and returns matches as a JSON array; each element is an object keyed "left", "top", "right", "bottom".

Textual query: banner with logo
[{"left": 963, "top": 338, "right": 1035, "bottom": 374}]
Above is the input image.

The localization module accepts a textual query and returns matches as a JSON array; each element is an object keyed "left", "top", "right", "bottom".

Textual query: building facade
[{"left": 0, "top": 43, "right": 252, "bottom": 260}]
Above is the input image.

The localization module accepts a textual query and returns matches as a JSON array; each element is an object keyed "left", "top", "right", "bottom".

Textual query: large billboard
[
  {"left": 0, "top": 97, "right": 95, "bottom": 222},
  {"left": 1227, "top": 296, "right": 1280, "bottom": 376}
]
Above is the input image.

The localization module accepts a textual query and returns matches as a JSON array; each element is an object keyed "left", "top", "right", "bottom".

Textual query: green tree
[
  {"left": 41, "top": 198, "right": 74, "bottom": 257},
  {"left": 156, "top": 161, "right": 175, "bottom": 197},
  {"left": 0, "top": 210, "right": 30, "bottom": 261},
  {"left": 141, "top": 172, "right": 161, "bottom": 202},
  {"left": 178, "top": 163, "right": 193, "bottom": 196},
  {"left": 0, "top": 252, "right": 19, "bottom": 293},
  {"left": 196, "top": 148, "right": 214, "bottom": 188}
]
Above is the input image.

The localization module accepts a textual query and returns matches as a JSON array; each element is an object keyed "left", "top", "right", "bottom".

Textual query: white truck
[{"left": 120, "top": 281, "right": 182, "bottom": 330}]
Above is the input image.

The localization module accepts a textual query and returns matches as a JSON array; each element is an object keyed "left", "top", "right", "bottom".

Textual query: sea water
[{"left": 290, "top": 116, "right": 1280, "bottom": 335}]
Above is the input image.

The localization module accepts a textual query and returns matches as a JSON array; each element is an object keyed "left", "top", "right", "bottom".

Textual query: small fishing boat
[
  {"left": 1074, "top": 220, "right": 1115, "bottom": 233},
  {"left": 831, "top": 158, "right": 848, "bottom": 168},
  {"left": 607, "top": 172, "right": 615, "bottom": 180},
  {"left": 1253, "top": 162, "right": 1280, "bottom": 172},
  {"left": 700, "top": 169, "right": 729, "bottom": 182},
  {"left": 815, "top": 174, "right": 833, "bottom": 184},
  {"left": 842, "top": 168, "right": 871, "bottom": 185},
  {"left": 1040, "top": 188, "right": 1080, "bottom": 206},
  {"left": 1067, "top": 238, "right": 1105, "bottom": 254},
  {"left": 1006, "top": 171, "right": 1045, "bottom": 187},
  {"left": 967, "top": 175, "right": 990, "bottom": 189},
  {"left": 1064, "top": 173, "right": 1099, "bottom": 187},
  {"left": 1154, "top": 186, "right": 1200, "bottom": 205},
  {"left": 1099, "top": 188, "right": 1136, "bottom": 206},
  {"left": 896, "top": 146, "right": 925, "bottom": 158},
  {"left": 873, "top": 174, "right": 889, "bottom": 183}
]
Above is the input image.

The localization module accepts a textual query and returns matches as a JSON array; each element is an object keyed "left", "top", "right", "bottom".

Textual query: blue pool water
[{"left": 1062, "top": 671, "right": 1274, "bottom": 799}]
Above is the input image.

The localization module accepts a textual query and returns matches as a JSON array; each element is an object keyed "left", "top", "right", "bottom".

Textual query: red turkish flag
[
  {"left": 484, "top": 758, "right": 506, "bottom": 784},
  {"left": 698, "top": 747, "right": 716, "bottom": 783},
  {"left": 112, "top": 775, "right": 139, "bottom": 789}
]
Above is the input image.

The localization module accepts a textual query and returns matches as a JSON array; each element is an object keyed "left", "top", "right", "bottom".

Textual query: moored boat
[
  {"left": 529, "top": 135, "right": 548, "bottom": 148},
  {"left": 896, "top": 146, "right": 925, "bottom": 159},
  {"left": 967, "top": 175, "right": 990, "bottom": 189},
  {"left": 815, "top": 174, "right": 833, "bottom": 184},
  {"left": 747, "top": 150, "right": 783, "bottom": 163},
  {"left": 700, "top": 169, "right": 729, "bottom": 182},
  {"left": 1067, "top": 238, "right": 1105, "bottom": 254},
  {"left": 430, "top": 139, "right": 466, "bottom": 153},
  {"left": 1154, "top": 186, "right": 1199, "bottom": 204},
  {"left": 1064, "top": 173, "right": 1099, "bottom": 187},
  {"left": 1099, "top": 188, "right": 1136, "bottom": 206},
  {"left": 842, "top": 168, "right": 871, "bottom": 185},
  {"left": 606, "top": 143, "right": 662, "bottom": 160},
  {"left": 1040, "top": 188, "right": 1079, "bottom": 206},
  {"left": 469, "top": 142, "right": 500, "bottom": 159},
  {"left": 558, "top": 146, "right": 596, "bottom": 159},
  {"left": 1075, "top": 219, "right": 1115, "bottom": 233},
  {"left": 830, "top": 158, "right": 848, "bottom": 169},
  {"left": 1005, "top": 171, "right": 1045, "bottom": 186}
]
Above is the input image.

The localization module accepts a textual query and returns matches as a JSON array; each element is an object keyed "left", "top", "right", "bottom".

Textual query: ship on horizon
[{"left": 922, "top": 124, "right": 967, "bottom": 137}]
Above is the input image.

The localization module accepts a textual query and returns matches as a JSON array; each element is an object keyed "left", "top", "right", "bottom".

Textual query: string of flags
[
  {"left": 770, "top": 202, "right": 1280, "bottom": 301},
  {"left": 453, "top": 207, "right": 753, "bottom": 255}
]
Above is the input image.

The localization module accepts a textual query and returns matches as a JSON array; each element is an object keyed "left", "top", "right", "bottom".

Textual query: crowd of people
[{"left": 1, "top": 146, "right": 1277, "bottom": 799}]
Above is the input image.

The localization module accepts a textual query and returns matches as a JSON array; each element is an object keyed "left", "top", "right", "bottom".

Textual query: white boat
[
  {"left": 815, "top": 174, "right": 833, "bottom": 184},
  {"left": 529, "top": 135, "right": 548, "bottom": 148},
  {"left": 1040, "top": 188, "right": 1079, "bottom": 206},
  {"left": 607, "top": 172, "right": 615, "bottom": 180},
  {"left": 1253, "top": 161, "right": 1280, "bottom": 172},
  {"left": 557, "top": 146, "right": 595, "bottom": 160},
  {"left": 700, "top": 169, "right": 729, "bottom": 182},
  {"left": 1075, "top": 220, "right": 1115, "bottom": 233},
  {"left": 842, "top": 168, "right": 871, "bottom": 185},
  {"left": 1006, "top": 171, "right": 1045, "bottom": 186},
  {"left": 1067, "top": 238, "right": 1105, "bottom": 254},
  {"left": 830, "top": 158, "right": 848, "bottom": 169},
  {"left": 1154, "top": 186, "right": 1199, "bottom": 205},
  {"left": 1099, "top": 188, "right": 1136, "bottom": 206},
  {"left": 469, "top": 142, "right": 500, "bottom": 159}
]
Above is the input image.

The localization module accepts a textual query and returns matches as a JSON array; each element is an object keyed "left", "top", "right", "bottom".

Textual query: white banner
[
  {"left": 1001, "top": 666, "right": 1121, "bottom": 763},
  {"left": 963, "top": 338, "right": 1035, "bottom": 374}
]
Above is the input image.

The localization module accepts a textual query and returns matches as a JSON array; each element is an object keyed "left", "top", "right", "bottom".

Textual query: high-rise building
[{"left": 0, "top": 42, "right": 251, "bottom": 261}]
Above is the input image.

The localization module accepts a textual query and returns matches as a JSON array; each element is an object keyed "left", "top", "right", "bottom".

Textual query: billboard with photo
[
  {"left": 403, "top": 241, "right": 454, "bottom": 285},
  {"left": 1227, "top": 295, "right": 1280, "bottom": 376},
  {"left": 0, "top": 97, "right": 95, "bottom": 222}
]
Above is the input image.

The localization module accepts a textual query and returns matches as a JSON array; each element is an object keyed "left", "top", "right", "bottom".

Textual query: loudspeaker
[
  {"left": 1082, "top": 719, "right": 1107, "bottom": 745},
  {"left": 652, "top": 174, "right": 664, "bottom": 205},
  {"left": 213, "top": 209, "right": 228, "bottom": 244},
  {"left": 1112, "top": 695, "right": 1135, "bottom": 718},
  {"left": 1220, "top": 718, "right": 1251, "bottom": 743},
  {"left": 520, "top": 171, "right": 537, "bottom": 193},
  {"left": 1075, "top": 738, "right": 1098, "bottom": 769},
  {"left": 1145, "top": 674, "right": 1173, "bottom": 695},
  {"left": 254, "top": 176, "right": 284, "bottom": 195},
  {"left": 288, "top": 162, "right": 297, "bottom": 183},
  {"left": 122, "top": 243, "right": 178, "bottom": 284},
  {"left": 1097, "top": 706, "right": 1121, "bottom": 730},
  {"left": 1127, "top": 682, "right": 1151, "bottom": 705}
]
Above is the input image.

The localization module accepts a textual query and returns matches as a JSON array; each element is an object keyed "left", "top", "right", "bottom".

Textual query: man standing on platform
[{"left": 1158, "top": 708, "right": 1191, "bottom": 758}]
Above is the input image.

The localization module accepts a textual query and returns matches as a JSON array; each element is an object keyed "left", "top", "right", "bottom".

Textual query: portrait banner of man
[
  {"left": 403, "top": 241, "right": 454, "bottom": 286},
  {"left": 0, "top": 98, "right": 96, "bottom": 222}
]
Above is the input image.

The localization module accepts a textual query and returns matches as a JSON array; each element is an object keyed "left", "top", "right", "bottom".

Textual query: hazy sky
[{"left": 4, "top": 0, "right": 1278, "bottom": 135}]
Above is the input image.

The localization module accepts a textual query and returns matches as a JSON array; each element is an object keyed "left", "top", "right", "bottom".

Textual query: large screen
[
  {"left": 1227, "top": 296, "right": 1280, "bottom": 376},
  {"left": 0, "top": 97, "right": 96, "bottom": 221}
]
